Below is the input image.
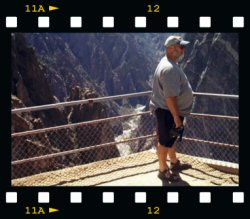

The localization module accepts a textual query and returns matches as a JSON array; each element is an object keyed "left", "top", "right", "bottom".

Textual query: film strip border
[
  {"left": 4, "top": 191, "right": 245, "bottom": 204},
  {"left": 2, "top": 16, "right": 245, "bottom": 29}
]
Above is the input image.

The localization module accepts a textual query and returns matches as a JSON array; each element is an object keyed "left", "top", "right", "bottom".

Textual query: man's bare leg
[
  {"left": 168, "top": 144, "right": 192, "bottom": 170},
  {"left": 157, "top": 143, "right": 169, "bottom": 172},
  {"left": 168, "top": 144, "right": 178, "bottom": 164}
]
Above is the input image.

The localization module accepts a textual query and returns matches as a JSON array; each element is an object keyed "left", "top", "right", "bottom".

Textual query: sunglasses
[{"left": 178, "top": 44, "right": 185, "bottom": 49}]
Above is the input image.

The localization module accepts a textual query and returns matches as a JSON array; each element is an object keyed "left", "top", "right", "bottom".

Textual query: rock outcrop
[
  {"left": 11, "top": 33, "right": 68, "bottom": 127},
  {"left": 11, "top": 95, "right": 62, "bottom": 178},
  {"left": 67, "top": 86, "right": 120, "bottom": 164}
]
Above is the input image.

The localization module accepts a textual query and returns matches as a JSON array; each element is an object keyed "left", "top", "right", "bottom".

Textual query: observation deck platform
[{"left": 12, "top": 150, "right": 238, "bottom": 187}]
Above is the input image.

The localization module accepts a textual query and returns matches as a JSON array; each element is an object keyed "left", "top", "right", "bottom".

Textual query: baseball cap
[{"left": 164, "top": 35, "right": 190, "bottom": 48}]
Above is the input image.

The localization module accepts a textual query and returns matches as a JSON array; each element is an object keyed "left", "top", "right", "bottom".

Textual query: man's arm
[{"left": 166, "top": 96, "right": 182, "bottom": 128}]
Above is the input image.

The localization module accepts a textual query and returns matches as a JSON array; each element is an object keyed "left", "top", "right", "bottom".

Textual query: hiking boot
[
  {"left": 170, "top": 160, "right": 192, "bottom": 172},
  {"left": 157, "top": 169, "right": 180, "bottom": 182}
]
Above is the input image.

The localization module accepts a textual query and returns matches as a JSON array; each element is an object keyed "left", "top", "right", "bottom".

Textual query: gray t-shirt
[{"left": 149, "top": 56, "right": 193, "bottom": 117}]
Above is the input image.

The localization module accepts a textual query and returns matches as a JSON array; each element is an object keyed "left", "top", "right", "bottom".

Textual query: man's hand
[{"left": 174, "top": 115, "right": 182, "bottom": 128}]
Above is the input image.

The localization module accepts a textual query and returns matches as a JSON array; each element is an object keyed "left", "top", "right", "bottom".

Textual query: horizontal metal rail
[
  {"left": 193, "top": 92, "right": 238, "bottom": 99},
  {"left": 190, "top": 113, "right": 238, "bottom": 120},
  {"left": 11, "top": 111, "right": 238, "bottom": 137},
  {"left": 11, "top": 111, "right": 149, "bottom": 137},
  {"left": 182, "top": 137, "right": 238, "bottom": 149},
  {"left": 11, "top": 91, "right": 238, "bottom": 114},
  {"left": 11, "top": 91, "right": 152, "bottom": 114}
]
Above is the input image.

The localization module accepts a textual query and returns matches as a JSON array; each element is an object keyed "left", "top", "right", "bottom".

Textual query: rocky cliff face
[
  {"left": 23, "top": 33, "right": 99, "bottom": 101},
  {"left": 60, "top": 33, "right": 160, "bottom": 97},
  {"left": 11, "top": 33, "right": 68, "bottom": 127},
  {"left": 23, "top": 33, "right": 170, "bottom": 106},
  {"left": 181, "top": 33, "right": 238, "bottom": 115}
]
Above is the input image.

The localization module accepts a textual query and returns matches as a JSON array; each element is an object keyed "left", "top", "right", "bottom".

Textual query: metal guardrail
[
  {"left": 11, "top": 92, "right": 239, "bottom": 180},
  {"left": 11, "top": 91, "right": 239, "bottom": 114}
]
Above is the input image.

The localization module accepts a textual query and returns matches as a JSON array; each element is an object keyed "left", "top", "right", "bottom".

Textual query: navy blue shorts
[{"left": 155, "top": 108, "right": 184, "bottom": 148}]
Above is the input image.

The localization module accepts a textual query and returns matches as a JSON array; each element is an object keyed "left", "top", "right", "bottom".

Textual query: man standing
[{"left": 149, "top": 35, "right": 193, "bottom": 182}]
